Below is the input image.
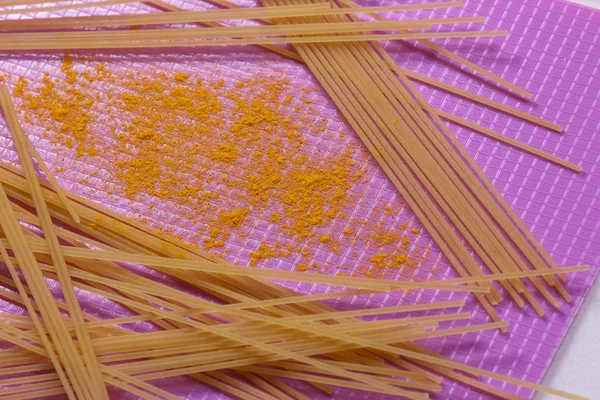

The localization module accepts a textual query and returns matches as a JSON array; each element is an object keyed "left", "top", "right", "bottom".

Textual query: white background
[
  {"left": 569, "top": 0, "right": 600, "bottom": 7},
  {"left": 537, "top": 2, "right": 600, "bottom": 399}
]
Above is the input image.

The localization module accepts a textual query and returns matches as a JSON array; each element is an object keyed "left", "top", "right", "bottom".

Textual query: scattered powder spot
[
  {"left": 22, "top": 64, "right": 96, "bottom": 157},
  {"left": 365, "top": 252, "right": 416, "bottom": 277},
  {"left": 250, "top": 242, "right": 280, "bottom": 266},
  {"left": 173, "top": 72, "right": 190, "bottom": 83},
  {"left": 269, "top": 212, "right": 282, "bottom": 223},
  {"left": 383, "top": 205, "right": 397, "bottom": 216},
  {"left": 203, "top": 228, "right": 226, "bottom": 250},
  {"left": 296, "top": 263, "right": 309, "bottom": 272},
  {"left": 211, "top": 143, "right": 239, "bottom": 164},
  {"left": 61, "top": 55, "right": 78, "bottom": 85},
  {"left": 218, "top": 208, "right": 251, "bottom": 229},
  {"left": 318, "top": 234, "right": 331, "bottom": 244},
  {"left": 14, "top": 77, "right": 28, "bottom": 96}
]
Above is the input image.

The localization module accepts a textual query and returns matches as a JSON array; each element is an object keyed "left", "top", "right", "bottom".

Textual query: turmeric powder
[
  {"left": 10, "top": 55, "right": 429, "bottom": 279},
  {"left": 218, "top": 208, "right": 251, "bottom": 229},
  {"left": 211, "top": 143, "right": 239, "bottom": 164}
]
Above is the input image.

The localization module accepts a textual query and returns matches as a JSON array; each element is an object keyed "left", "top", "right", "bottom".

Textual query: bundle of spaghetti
[
  {"left": 0, "top": 232, "right": 580, "bottom": 400},
  {"left": 0, "top": 207, "right": 183, "bottom": 400},
  {"left": 0, "top": 27, "right": 507, "bottom": 51},
  {"left": 0, "top": 87, "right": 106, "bottom": 400},
  {"left": 0, "top": 0, "right": 464, "bottom": 16},
  {"left": 332, "top": 0, "right": 579, "bottom": 293},
  {"left": 0, "top": 252, "right": 432, "bottom": 398},
  {"left": 0, "top": 165, "right": 464, "bottom": 400},
  {"left": 335, "top": 1, "right": 581, "bottom": 173},
  {"left": 0, "top": 1, "right": 530, "bottom": 94},
  {"left": 0, "top": 146, "right": 588, "bottom": 399},
  {"left": 370, "top": 28, "right": 575, "bottom": 297},
  {"left": 257, "top": 0, "right": 575, "bottom": 323},
  {"left": 0, "top": 257, "right": 583, "bottom": 400},
  {"left": 0, "top": 218, "right": 491, "bottom": 399},
  {"left": 0, "top": 89, "right": 189, "bottom": 400},
  {"left": 0, "top": 0, "right": 142, "bottom": 15},
  {"left": 5, "top": 19, "right": 440, "bottom": 39},
  {"left": 0, "top": 2, "right": 475, "bottom": 30},
  {"left": 0, "top": 275, "right": 474, "bottom": 398},
  {"left": 0, "top": 314, "right": 182, "bottom": 400}
]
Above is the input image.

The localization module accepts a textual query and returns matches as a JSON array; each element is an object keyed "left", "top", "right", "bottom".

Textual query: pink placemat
[{"left": 0, "top": 1, "right": 598, "bottom": 399}]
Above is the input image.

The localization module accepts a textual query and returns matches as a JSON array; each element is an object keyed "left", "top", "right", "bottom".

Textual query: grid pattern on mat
[{"left": 0, "top": 0, "right": 598, "bottom": 399}]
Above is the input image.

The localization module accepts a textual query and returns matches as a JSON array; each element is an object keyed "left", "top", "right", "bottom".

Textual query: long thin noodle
[
  {"left": 435, "top": 110, "right": 580, "bottom": 171},
  {"left": 385, "top": 47, "right": 573, "bottom": 296}
]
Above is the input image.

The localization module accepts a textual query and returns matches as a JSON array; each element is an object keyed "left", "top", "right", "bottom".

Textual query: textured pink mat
[{"left": 0, "top": 1, "right": 598, "bottom": 399}]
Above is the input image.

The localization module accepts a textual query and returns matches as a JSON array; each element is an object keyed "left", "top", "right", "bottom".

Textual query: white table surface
[
  {"left": 536, "top": 3, "right": 600, "bottom": 399},
  {"left": 569, "top": 0, "right": 600, "bottom": 7}
]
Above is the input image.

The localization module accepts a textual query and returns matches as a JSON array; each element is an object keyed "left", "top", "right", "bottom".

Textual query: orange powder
[{"left": 11, "top": 56, "right": 429, "bottom": 280}]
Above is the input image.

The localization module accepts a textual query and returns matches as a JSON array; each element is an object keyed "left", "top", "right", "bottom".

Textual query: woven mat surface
[{"left": 0, "top": 1, "right": 598, "bottom": 399}]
